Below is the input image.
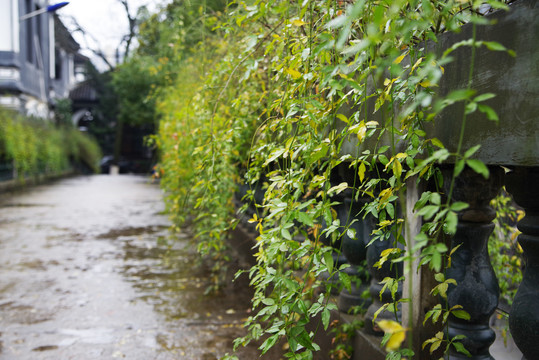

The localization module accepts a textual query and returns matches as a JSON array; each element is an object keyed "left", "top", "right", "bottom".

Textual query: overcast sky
[{"left": 58, "top": 0, "right": 169, "bottom": 70}]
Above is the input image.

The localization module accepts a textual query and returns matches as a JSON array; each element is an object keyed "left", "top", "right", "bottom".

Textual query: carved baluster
[
  {"left": 505, "top": 167, "right": 539, "bottom": 360},
  {"left": 337, "top": 194, "right": 372, "bottom": 313},
  {"left": 319, "top": 193, "right": 348, "bottom": 295},
  {"left": 445, "top": 167, "right": 503, "bottom": 359}
]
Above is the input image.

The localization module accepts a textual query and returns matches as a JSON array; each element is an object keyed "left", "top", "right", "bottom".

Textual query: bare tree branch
[
  {"left": 63, "top": 15, "right": 115, "bottom": 71},
  {"left": 117, "top": 0, "right": 137, "bottom": 60},
  {"left": 62, "top": 0, "right": 144, "bottom": 70}
]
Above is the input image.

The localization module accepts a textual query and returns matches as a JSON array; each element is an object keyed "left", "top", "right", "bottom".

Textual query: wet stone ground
[{"left": 0, "top": 175, "right": 272, "bottom": 360}]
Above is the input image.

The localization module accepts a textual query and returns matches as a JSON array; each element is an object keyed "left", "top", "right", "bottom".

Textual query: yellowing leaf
[
  {"left": 379, "top": 220, "right": 393, "bottom": 228},
  {"left": 292, "top": 19, "right": 307, "bottom": 26},
  {"left": 286, "top": 68, "right": 302, "bottom": 79},
  {"left": 336, "top": 113, "right": 349, "bottom": 124},
  {"left": 358, "top": 162, "right": 366, "bottom": 183},
  {"left": 379, "top": 188, "right": 393, "bottom": 203},
  {"left": 375, "top": 247, "right": 395, "bottom": 268},
  {"left": 394, "top": 152, "right": 407, "bottom": 159},
  {"left": 328, "top": 182, "right": 348, "bottom": 196},
  {"left": 411, "top": 57, "right": 423, "bottom": 73},
  {"left": 356, "top": 121, "right": 367, "bottom": 142},
  {"left": 377, "top": 320, "right": 407, "bottom": 352},
  {"left": 365, "top": 120, "right": 379, "bottom": 127},
  {"left": 393, "top": 159, "right": 402, "bottom": 178},
  {"left": 393, "top": 52, "right": 407, "bottom": 65}
]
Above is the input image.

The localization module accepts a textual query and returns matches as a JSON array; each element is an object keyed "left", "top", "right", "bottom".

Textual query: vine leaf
[
  {"left": 477, "top": 103, "right": 499, "bottom": 122},
  {"left": 286, "top": 68, "right": 302, "bottom": 79},
  {"left": 452, "top": 309, "right": 471, "bottom": 321},
  {"left": 452, "top": 340, "right": 472, "bottom": 357},
  {"left": 321, "top": 308, "right": 331, "bottom": 330},
  {"left": 466, "top": 159, "right": 489, "bottom": 179},
  {"left": 422, "top": 331, "right": 444, "bottom": 353},
  {"left": 358, "top": 162, "right": 366, "bottom": 183},
  {"left": 323, "top": 251, "right": 334, "bottom": 273},
  {"left": 377, "top": 320, "right": 407, "bottom": 352}
]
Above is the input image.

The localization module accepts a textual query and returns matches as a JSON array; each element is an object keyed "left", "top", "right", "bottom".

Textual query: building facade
[{"left": 0, "top": 0, "right": 80, "bottom": 118}]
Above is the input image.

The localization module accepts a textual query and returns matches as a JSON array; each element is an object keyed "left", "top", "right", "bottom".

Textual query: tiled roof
[
  {"left": 69, "top": 81, "right": 98, "bottom": 102},
  {"left": 54, "top": 15, "right": 80, "bottom": 53}
]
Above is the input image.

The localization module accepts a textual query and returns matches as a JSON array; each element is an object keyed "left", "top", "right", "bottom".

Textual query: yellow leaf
[
  {"left": 379, "top": 188, "right": 393, "bottom": 203},
  {"left": 377, "top": 320, "right": 407, "bottom": 352},
  {"left": 393, "top": 159, "right": 402, "bottom": 178},
  {"left": 395, "top": 152, "right": 407, "bottom": 159},
  {"left": 365, "top": 120, "right": 379, "bottom": 127},
  {"left": 517, "top": 210, "right": 525, "bottom": 222},
  {"left": 286, "top": 68, "right": 302, "bottom": 79},
  {"left": 336, "top": 113, "right": 349, "bottom": 124},
  {"left": 376, "top": 247, "right": 395, "bottom": 268},
  {"left": 292, "top": 19, "right": 307, "bottom": 26},
  {"left": 419, "top": 164, "right": 430, "bottom": 178},
  {"left": 411, "top": 57, "right": 423, "bottom": 73},
  {"left": 393, "top": 52, "right": 407, "bottom": 65},
  {"left": 379, "top": 221, "right": 393, "bottom": 229},
  {"left": 356, "top": 121, "right": 367, "bottom": 142},
  {"left": 358, "top": 162, "right": 366, "bottom": 183}
]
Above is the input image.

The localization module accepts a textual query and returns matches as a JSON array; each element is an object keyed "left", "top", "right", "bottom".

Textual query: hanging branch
[{"left": 63, "top": 15, "right": 115, "bottom": 71}]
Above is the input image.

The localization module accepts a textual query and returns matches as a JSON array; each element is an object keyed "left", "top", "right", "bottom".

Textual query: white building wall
[
  {"left": 68, "top": 53, "right": 74, "bottom": 86},
  {"left": 0, "top": 0, "right": 20, "bottom": 52},
  {"left": 49, "top": 15, "right": 55, "bottom": 77}
]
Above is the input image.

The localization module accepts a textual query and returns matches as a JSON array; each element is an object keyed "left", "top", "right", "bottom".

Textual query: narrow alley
[{"left": 0, "top": 175, "right": 262, "bottom": 360}]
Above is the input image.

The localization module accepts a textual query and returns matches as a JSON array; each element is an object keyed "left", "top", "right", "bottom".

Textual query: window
[{"left": 55, "top": 48, "right": 62, "bottom": 79}]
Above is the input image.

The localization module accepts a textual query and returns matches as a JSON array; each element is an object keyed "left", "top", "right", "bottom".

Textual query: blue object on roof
[{"left": 47, "top": 2, "right": 70, "bottom": 12}]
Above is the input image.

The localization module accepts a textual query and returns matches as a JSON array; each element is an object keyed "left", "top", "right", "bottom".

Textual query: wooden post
[{"left": 401, "top": 177, "right": 443, "bottom": 359}]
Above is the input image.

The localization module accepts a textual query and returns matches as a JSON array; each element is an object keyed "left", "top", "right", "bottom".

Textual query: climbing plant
[{"left": 146, "top": 0, "right": 520, "bottom": 358}]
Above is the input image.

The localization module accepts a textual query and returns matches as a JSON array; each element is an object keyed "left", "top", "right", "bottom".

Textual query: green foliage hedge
[
  {"left": 130, "top": 0, "right": 524, "bottom": 358},
  {"left": 0, "top": 107, "right": 102, "bottom": 179}
]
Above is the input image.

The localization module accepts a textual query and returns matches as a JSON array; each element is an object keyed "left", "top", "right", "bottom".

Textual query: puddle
[
  {"left": 32, "top": 345, "right": 59, "bottom": 351},
  {"left": 17, "top": 259, "right": 47, "bottom": 270},
  {"left": 0, "top": 176, "right": 283, "bottom": 359},
  {"left": 0, "top": 303, "right": 52, "bottom": 324},
  {"left": 0, "top": 203, "right": 52, "bottom": 208},
  {"left": 97, "top": 226, "right": 168, "bottom": 240},
  {"left": 115, "top": 226, "right": 278, "bottom": 358}
]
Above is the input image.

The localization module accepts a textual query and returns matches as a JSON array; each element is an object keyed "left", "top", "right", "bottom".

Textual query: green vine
[{"left": 144, "top": 0, "right": 520, "bottom": 358}]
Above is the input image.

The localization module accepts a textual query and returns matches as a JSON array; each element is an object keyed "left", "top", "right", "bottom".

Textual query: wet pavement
[{"left": 0, "top": 175, "right": 269, "bottom": 360}]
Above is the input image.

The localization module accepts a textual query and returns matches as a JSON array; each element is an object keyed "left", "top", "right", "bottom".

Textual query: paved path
[{"left": 0, "top": 175, "right": 263, "bottom": 360}]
